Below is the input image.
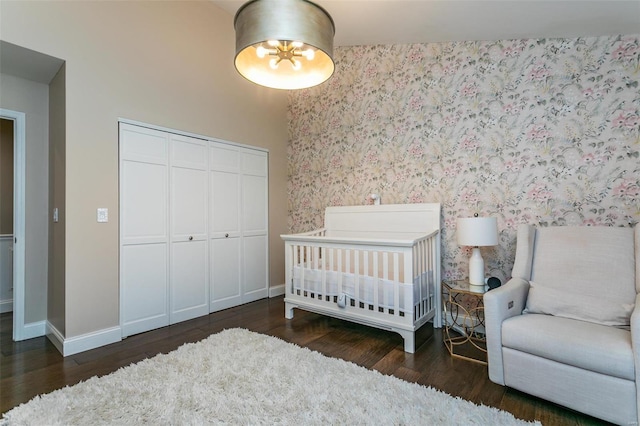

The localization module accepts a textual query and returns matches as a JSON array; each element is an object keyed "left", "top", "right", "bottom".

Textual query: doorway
[
  {"left": 0, "top": 118, "right": 14, "bottom": 314},
  {"left": 0, "top": 109, "right": 26, "bottom": 341}
]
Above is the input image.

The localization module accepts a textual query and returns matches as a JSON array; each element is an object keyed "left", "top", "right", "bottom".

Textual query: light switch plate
[
  {"left": 97, "top": 208, "right": 108, "bottom": 223},
  {"left": 53, "top": 208, "right": 59, "bottom": 223}
]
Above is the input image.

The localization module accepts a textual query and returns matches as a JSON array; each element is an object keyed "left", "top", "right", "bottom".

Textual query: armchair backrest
[{"left": 512, "top": 224, "right": 637, "bottom": 305}]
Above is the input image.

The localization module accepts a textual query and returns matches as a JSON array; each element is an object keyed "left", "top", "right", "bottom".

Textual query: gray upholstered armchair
[{"left": 484, "top": 224, "right": 639, "bottom": 425}]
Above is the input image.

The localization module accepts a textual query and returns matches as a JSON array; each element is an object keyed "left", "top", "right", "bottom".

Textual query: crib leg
[
  {"left": 396, "top": 329, "right": 415, "bottom": 353},
  {"left": 285, "top": 302, "right": 295, "bottom": 319}
]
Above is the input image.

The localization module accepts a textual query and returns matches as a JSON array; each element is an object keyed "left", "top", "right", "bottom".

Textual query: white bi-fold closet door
[
  {"left": 169, "top": 134, "right": 209, "bottom": 324},
  {"left": 119, "top": 122, "right": 268, "bottom": 338},
  {"left": 119, "top": 124, "right": 209, "bottom": 337},
  {"left": 209, "top": 143, "right": 269, "bottom": 312}
]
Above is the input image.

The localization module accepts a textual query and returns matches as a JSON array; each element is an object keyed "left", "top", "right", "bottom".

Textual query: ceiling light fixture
[{"left": 234, "top": 0, "right": 335, "bottom": 90}]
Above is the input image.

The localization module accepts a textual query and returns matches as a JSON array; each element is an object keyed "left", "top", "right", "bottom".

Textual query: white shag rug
[{"left": 2, "top": 328, "right": 539, "bottom": 425}]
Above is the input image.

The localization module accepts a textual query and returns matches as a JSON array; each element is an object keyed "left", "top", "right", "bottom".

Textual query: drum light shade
[
  {"left": 234, "top": 0, "right": 335, "bottom": 90},
  {"left": 456, "top": 217, "right": 499, "bottom": 247}
]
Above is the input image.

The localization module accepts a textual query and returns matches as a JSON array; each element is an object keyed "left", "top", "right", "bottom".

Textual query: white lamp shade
[{"left": 456, "top": 217, "right": 498, "bottom": 247}]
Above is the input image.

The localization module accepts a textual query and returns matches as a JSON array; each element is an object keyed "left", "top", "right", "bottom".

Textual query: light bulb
[
  {"left": 291, "top": 59, "right": 301, "bottom": 71},
  {"left": 269, "top": 58, "right": 279, "bottom": 69},
  {"left": 302, "top": 49, "right": 315, "bottom": 60},
  {"left": 267, "top": 40, "right": 280, "bottom": 47},
  {"left": 256, "top": 45, "right": 268, "bottom": 59},
  {"left": 291, "top": 41, "right": 303, "bottom": 48}
]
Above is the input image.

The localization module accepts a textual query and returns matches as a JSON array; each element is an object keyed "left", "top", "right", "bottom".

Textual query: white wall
[
  {"left": 0, "top": 73, "right": 49, "bottom": 324},
  {"left": 1, "top": 0, "right": 288, "bottom": 341}
]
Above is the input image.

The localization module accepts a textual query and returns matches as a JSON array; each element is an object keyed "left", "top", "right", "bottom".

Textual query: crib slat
[
  {"left": 424, "top": 239, "right": 429, "bottom": 315},
  {"left": 373, "top": 250, "right": 379, "bottom": 311},
  {"left": 315, "top": 246, "right": 320, "bottom": 299},
  {"left": 417, "top": 240, "right": 424, "bottom": 318},
  {"left": 425, "top": 238, "right": 432, "bottom": 310},
  {"left": 314, "top": 246, "right": 319, "bottom": 271},
  {"left": 354, "top": 249, "right": 360, "bottom": 305},
  {"left": 299, "top": 245, "right": 304, "bottom": 292},
  {"left": 393, "top": 252, "right": 400, "bottom": 317},
  {"left": 428, "top": 242, "right": 432, "bottom": 317},
  {"left": 419, "top": 240, "right": 429, "bottom": 318},
  {"left": 329, "top": 247, "right": 335, "bottom": 302},
  {"left": 415, "top": 242, "right": 421, "bottom": 319},
  {"left": 306, "top": 245, "right": 312, "bottom": 293},
  {"left": 362, "top": 251, "right": 368, "bottom": 309},
  {"left": 321, "top": 248, "right": 328, "bottom": 301},
  {"left": 382, "top": 252, "right": 389, "bottom": 280},
  {"left": 337, "top": 248, "right": 343, "bottom": 296},
  {"left": 293, "top": 244, "right": 299, "bottom": 287}
]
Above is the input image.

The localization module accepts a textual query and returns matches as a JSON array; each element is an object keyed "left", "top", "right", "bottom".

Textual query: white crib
[{"left": 281, "top": 203, "right": 442, "bottom": 353}]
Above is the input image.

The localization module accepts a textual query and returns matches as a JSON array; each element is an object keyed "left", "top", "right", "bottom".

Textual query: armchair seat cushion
[{"left": 502, "top": 313, "right": 634, "bottom": 381}]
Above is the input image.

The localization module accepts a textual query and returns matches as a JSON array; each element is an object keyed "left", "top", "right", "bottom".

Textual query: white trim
[
  {"left": 0, "top": 109, "right": 27, "bottom": 341},
  {"left": 22, "top": 320, "right": 46, "bottom": 340},
  {"left": 61, "top": 326, "right": 121, "bottom": 356},
  {"left": 0, "top": 234, "right": 13, "bottom": 313},
  {"left": 269, "top": 284, "right": 285, "bottom": 298},
  {"left": 0, "top": 298, "right": 12, "bottom": 313},
  {"left": 46, "top": 321, "right": 65, "bottom": 355},
  {"left": 117, "top": 118, "right": 269, "bottom": 153},
  {"left": 47, "top": 322, "right": 122, "bottom": 357}
]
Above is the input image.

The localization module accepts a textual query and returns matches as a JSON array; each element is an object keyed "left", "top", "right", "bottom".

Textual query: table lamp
[{"left": 456, "top": 215, "right": 498, "bottom": 286}]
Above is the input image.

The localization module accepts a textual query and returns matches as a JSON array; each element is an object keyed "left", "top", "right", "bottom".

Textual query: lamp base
[{"left": 468, "top": 247, "right": 485, "bottom": 286}]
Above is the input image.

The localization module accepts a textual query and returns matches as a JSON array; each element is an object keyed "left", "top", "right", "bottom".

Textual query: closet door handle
[{"left": 189, "top": 236, "right": 193, "bottom": 241}]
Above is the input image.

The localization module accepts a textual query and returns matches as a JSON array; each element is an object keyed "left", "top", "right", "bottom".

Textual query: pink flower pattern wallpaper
[{"left": 287, "top": 35, "right": 640, "bottom": 282}]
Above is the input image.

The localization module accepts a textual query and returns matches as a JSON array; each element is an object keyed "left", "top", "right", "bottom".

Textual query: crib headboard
[{"left": 324, "top": 203, "right": 441, "bottom": 239}]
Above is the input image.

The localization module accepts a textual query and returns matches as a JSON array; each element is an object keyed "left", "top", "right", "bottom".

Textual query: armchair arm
[
  {"left": 630, "top": 294, "right": 640, "bottom": 422},
  {"left": 483, "top": 277, "right": 530, "bottom": 385}
]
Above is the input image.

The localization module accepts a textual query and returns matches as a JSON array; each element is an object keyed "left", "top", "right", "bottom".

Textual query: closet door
[
  {"left": 169, "top": 134, "right": 209, "bottom": 324},
  {"left": 240, "top": 149, "right": 269, "bottom": 302},
  {"left": 120, "top": 124, "right": 169, "bottom": 338},
  {"left": 209, "top": 143, "right": 242, "bottom": 312}
]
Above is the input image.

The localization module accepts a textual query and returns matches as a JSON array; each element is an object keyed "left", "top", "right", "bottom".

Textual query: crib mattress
[{"left": 292, "top": 266, "right": 432, "bottom": 313}]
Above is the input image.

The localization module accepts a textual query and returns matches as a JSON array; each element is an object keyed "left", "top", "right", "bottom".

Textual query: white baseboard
[
  {"left": 47, "top": 322, "right": 122, "bottom": 357},
  {"left": 46, "top": 322, "right": 65, "bottom": 355},
  {"left": 0, "top": 298, "right": 13, "bottom": 313},
  {"left": 22, "top": 320, "right": 46, "bottom": 339},
  {"left": 63, "top": 326, "right": 122, "bottom": 356},
  {"left": 269, "top": 284, "right": 285, "bottom": 298}
]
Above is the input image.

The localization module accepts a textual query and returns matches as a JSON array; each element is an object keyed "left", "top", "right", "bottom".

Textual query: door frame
[{"left": 0, "top": 108, "right": 27, "bottom": 341}]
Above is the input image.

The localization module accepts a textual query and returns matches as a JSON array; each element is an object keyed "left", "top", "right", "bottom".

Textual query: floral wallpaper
[{"left": 287, "top": 35, "right": 640, "bottom": 282}]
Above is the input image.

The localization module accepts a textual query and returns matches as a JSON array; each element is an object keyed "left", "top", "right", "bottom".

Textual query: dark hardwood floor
[{"left": 1, "top": 296, "right": 607, "bottom": 424}]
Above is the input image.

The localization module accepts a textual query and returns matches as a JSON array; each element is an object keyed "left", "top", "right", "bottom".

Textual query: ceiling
[
  {"left": 2, "top": 1, "right": 637, "bottom": 85},
  {"left": 212, "top": 0, "right": 640, "bottom": 46}
]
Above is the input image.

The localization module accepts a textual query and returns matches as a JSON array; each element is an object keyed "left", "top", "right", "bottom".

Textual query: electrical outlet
[{"left": 97, "top": 208, "right": 108, "bottom": 223}]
